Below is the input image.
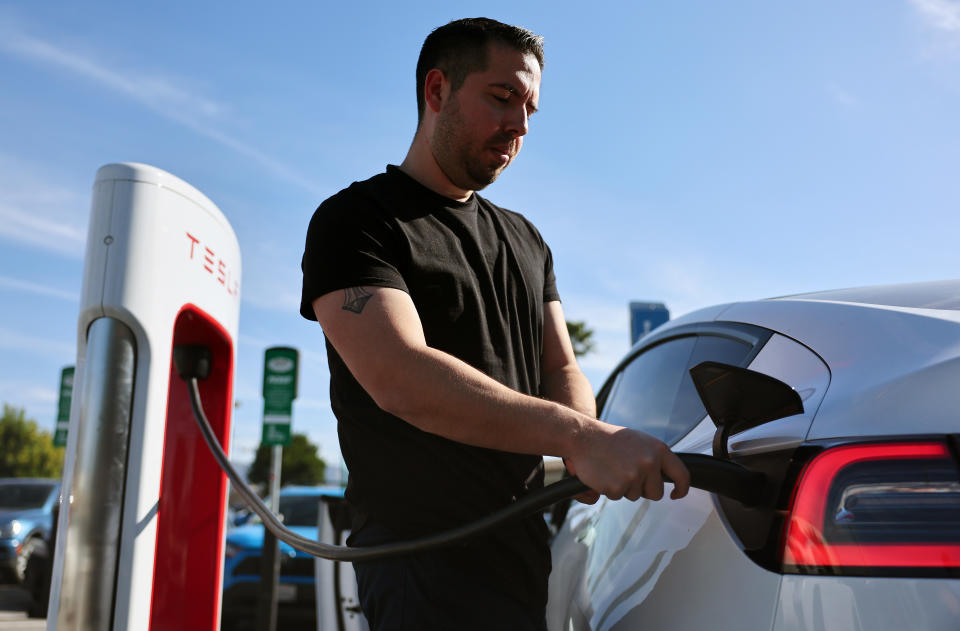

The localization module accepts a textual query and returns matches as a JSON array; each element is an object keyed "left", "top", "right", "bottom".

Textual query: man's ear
[{"left": 423, "top": 68, "right": 448, "bottom": 115}]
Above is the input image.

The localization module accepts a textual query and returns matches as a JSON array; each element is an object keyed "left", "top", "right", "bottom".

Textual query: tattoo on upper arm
[{"left": 342, "top": 287, "right": 373, "bottom": 314}]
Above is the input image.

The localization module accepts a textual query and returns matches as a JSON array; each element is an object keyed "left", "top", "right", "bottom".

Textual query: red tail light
[{"left": 782, "top": 441, "right": 960, "bottom": 575}]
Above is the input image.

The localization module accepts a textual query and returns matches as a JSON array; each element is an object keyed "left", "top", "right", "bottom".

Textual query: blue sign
[{"left": 630, "top": 302, "right": 669, "bottom": 344}]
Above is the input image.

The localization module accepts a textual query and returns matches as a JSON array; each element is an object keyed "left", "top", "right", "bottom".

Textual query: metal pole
[
  {"left": 55, "top": 317, "right": 136, "bottom": 630},
  {"left": 256, "top": 446, "right": 282, "bottom": 631}
]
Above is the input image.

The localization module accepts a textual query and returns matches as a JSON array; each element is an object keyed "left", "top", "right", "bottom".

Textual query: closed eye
[{"left": 488, "top": 83, "right": 538, "bottom": 114}]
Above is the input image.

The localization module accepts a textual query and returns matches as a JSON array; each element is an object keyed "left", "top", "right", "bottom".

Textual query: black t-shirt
[{"left": 300, "top": 165, "right": 560, "bottom": 608}]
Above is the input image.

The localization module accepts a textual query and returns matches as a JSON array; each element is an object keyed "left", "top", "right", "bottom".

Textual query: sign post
[
  {"left": 261, "top": 347, "right": 298, "bottom": 447},
  {"left": 257, "top": 347, "right": 298, "bottom": 631},
  {"left": 53, "top": 366, "right": 74, "bottom": 447}
]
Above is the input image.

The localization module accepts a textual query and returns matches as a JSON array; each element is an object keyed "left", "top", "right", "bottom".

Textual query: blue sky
[{"left": 1, "top": 1, "right": 958, "bottom": 469}]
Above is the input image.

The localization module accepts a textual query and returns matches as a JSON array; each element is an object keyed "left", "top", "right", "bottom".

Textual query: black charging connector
[{"left": 173, "top": 345, "right": 213, "bottom": 381}]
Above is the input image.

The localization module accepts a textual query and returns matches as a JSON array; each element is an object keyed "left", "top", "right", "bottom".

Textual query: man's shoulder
[
  {"left": 309, "top": 170, "right": 399, "bottom": 229},
  {"left": 476, "top": 195, "right": 547, "bottom": 243},
  {"left": 318, "top": 171, "right": 393, "bottom": 211}
]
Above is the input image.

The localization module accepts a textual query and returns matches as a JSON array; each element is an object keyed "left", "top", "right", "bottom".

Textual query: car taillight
[{"left": 782, "top": 441, "right": 960, "bottom": 576}]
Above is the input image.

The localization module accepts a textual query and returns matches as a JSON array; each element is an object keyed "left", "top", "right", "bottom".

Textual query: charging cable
[{"left": 174, "top": 345, "right": 764, "bottom": 561}]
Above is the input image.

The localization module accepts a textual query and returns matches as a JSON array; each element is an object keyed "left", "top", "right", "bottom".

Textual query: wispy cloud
[
  {"left": 0, "top": 203, "right": 86, "bottom": 258},
  {"left": 0, "top": 381, "right": 58, "bottom": 405},
  {"left": 1, "top": 31, "right": 224, "bottom": 119},
  {"left": 910, "top": 0, "right": 960, "bottom": 33},
  {"left": 0, "top": 154, "right": 88, "bottom": 258},
  {"left": 0, "top": 326, "right": 74, "bottom": 357},
  {"left": 0, "top": 26, "right": 323, "bottom": 197},
  {"left": 828, "top": 84, "right": 860, "bottom": 109},
  {"left": 0, "top": 275, "right": 79, "bottom": 302}
]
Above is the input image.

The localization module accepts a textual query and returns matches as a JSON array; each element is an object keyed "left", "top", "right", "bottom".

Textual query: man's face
[{"left": 431, "top": 43, "right": 541, "bottom": 192}]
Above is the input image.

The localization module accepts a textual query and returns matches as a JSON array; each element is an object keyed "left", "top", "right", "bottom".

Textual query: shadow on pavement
[
  {"left": 0, "top": 587, "right": 32, "bottom": 614},
  {"left": 0, "top": 585, "right": 45, "bottom": 630}
]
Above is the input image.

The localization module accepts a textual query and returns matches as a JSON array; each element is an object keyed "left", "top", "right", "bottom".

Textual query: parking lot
[{"left": 0, "top": 587, "right": 44, "bottom": 631}]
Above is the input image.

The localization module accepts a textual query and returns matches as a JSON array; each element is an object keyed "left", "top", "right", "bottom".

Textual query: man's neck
[{"left": 399, "top": 133, "right": 473, "bottom": 202}]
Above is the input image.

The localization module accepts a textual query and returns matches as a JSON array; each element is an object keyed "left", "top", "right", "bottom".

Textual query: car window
[
  {"left": 0, "top": 483, "right": 56, "bottom": 509},
  {"left": 279, "top": 495, "right": 321, "bottom": 527},
  {"left": 601, "top": 334, "right": 754, "bottom": 446}
]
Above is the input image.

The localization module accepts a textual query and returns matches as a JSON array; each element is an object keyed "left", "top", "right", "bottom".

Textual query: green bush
[{"left": 0, "top": 404, "right": 64, "bottom": 478}]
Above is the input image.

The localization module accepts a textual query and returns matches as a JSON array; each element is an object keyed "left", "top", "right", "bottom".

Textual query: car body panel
[
  {"left": 550, "top": 417, "right": 786, "bottom": 631},
  {"left": 721, "top": 297, "right": 960, "bottom": 439},
  {"left": 658, "top": 302, "right": 738, "bottom": 332},
  {"left": 776, "top": 279, "right": 960, "bottom": 311},
  {"left": 550, "top": 324, "right": 825, "bottom": 630},
  {"left": 547, "top": 280, "right": 960, "bottom": 631},
  {"left": 773, "top": 576, "right": 960, "bottom": 631}
]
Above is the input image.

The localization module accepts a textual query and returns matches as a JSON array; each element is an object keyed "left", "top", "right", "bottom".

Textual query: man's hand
[
  {"left": 562, "top": 459, "right": 602, "bottom": 505},
  {"left": 566, "top": 423, "right": 691, "bottom": 502}
]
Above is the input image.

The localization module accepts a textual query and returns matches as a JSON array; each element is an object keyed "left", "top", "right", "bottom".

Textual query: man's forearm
[
  {"left": 541, "top": 365, "right": 596, "bottom": 419},
  {"left": 374, "top": 345, "right": 690, "bottom": 502},
  {"left": 370, "top": 343, "right": 593, "bottom": 460}
]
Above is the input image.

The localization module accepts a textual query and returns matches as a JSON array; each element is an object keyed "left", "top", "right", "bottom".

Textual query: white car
[{"left": 547, "top": 280, "right": 960, "bottom": 631}]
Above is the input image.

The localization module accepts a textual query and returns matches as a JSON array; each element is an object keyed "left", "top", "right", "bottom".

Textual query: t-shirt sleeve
[
  {"left": 300, "top": 191, "right": 407, "bottom": 321},
  {"left": 542, "top": 242, "right": 560, "bottom": 304}
]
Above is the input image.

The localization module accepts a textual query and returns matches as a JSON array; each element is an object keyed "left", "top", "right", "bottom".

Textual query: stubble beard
[{"left": 432, "top": 94, "right": 511, "bottom": 192}]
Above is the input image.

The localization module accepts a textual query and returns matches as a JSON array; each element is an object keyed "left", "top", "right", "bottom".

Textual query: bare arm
[
  {"left": 540, "top": 301, "right": 596, "bottom": 418},
  {"left": 313, "top": 286, "right": 689, "bottom": 501},
  {"left": 540, "top": 301, "right": 601, "bottom": 503}
]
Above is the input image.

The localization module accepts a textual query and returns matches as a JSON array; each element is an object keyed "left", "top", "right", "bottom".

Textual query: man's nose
[{"left": 503, "top": 104, "right": 529, "bottom": 137}]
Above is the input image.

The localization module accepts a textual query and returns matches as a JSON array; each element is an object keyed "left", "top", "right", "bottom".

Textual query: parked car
[
  {"left": 221, "top": 485, "right": 347, "bottom": 631},
  {"left": 0, "top": 478, "right": 59, "bottom": 586},
  {"left": 547, "top": 280, "right": 960, "bottom": 631}
]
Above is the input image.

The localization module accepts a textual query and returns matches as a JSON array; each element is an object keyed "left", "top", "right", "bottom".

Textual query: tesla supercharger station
[{"left": 48, "top": 163, "right": 241, "bottom": 631}]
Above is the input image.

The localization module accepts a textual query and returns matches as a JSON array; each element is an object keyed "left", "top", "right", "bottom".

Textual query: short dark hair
[{"left": 415, "top": 18, "right": 544, "bottom": 123}]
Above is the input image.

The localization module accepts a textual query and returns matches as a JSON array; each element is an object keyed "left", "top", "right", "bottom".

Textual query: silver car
[{"left": 547, "top": 280, "right": 960, "bottom": 631}]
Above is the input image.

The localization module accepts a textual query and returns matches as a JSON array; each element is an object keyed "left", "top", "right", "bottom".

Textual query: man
[{"left": 300, "top": 17, "right": 690, "bottom": 630}]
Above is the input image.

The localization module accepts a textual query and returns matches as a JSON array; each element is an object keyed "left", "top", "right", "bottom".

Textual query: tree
[
  {"left": 0, "top": 404, "right": 64, "bottom": 478},
  {"left": 566, "top": 320, "right": 596, "bottom": 358},
  {"left": 247, "top": 433, "right": 326, "bottom": 489}
]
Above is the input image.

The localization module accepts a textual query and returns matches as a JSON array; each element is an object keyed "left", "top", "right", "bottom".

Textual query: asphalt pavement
[{"left": 0, "top": 587, "right": 45, "bottom": 630}]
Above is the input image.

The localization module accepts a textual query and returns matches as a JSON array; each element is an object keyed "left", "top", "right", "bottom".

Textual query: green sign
[
  {"left": 261, "top": 347, "right": 298, "bottom": 446},
  {"left": 54, "top": 366, "right": 74, "bottom": 447}
]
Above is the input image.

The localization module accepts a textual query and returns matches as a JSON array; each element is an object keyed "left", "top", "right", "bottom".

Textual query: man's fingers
[
  {"left": 663, "top": 452, "right": 691, "bottom": 499},
  {"left": 641, "top": 471, "right": 664, "bottom": 501},
  {"left": 564, "top": 460, "right": 601, "bottom": 503},
  {"left": 575, "top": 490, "right": 601, "bottom": 505}
]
